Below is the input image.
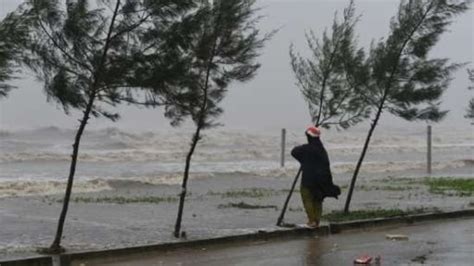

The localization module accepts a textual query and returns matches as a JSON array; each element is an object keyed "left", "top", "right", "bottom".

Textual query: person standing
[{"left": 291, "top": 126, "right": 340, "bottom": 227}]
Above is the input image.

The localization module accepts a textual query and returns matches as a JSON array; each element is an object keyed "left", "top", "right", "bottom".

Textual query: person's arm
[{"left": 291, "top": 145, "right": 305, "bottom": 163}]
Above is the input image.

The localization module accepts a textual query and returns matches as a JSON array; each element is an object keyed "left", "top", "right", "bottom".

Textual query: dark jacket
[{"left": 291, "top": 136, "right": 341, "bottom": 201}]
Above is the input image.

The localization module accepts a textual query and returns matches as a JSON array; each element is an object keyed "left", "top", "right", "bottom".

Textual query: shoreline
[
  {"left": 1, "top": 170, "right": 473, "bottom": 260},
  {"left": 1, "top": 162, "right": 472, "bottom": 198}
]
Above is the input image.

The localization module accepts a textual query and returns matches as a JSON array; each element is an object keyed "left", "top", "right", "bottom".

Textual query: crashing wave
[{"left": 0, "top": 159, "right": 471, "bottom": 198}]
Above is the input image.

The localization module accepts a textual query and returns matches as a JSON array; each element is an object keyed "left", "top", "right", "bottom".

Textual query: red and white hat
[{"left": 306, "top": 126, "right": 321, "bottom": 137}]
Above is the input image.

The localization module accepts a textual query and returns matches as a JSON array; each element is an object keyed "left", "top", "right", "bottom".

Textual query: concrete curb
[
  {"left": 0, "top": 256, "right": 51, "bottom": 266},
  {"left": 59, "top": 226, "right": 330, "bottom": 265},
  {"left": 1, "top": 209, "right": 472, "bottom": 266},
  {"left": 328, "top": 209, "right": 474, "bottom": 234}
]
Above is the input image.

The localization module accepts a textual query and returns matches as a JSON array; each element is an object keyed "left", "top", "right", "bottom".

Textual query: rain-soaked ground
[
  {"left": 1, "top": 169, "right": 473, "bottom": 260},
  {"left": 72, "top": 218, "right": 474, "bottom": 266}
]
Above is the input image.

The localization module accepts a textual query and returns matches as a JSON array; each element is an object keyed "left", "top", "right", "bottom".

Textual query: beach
[
  {"left": 0, "top": 125, "right": 472, "bottom": 260},
  {"left": 1, "top": 169, "right": 473, "bottom": 260}
]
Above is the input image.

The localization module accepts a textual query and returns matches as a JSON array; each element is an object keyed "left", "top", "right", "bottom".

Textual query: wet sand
[{"left": 1, "top": 170, "right": 473, "bottom": 260}]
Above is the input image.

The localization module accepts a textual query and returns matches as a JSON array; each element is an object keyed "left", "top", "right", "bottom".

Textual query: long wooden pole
[{"left": 276, "top": 168, "right": 302, "bottom": 226}]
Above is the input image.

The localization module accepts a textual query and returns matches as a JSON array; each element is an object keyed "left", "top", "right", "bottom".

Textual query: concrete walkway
[{"left": 73, "top": 218, "right": 474, "bottom": 266}]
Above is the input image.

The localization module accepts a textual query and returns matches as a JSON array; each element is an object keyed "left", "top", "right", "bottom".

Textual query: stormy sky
[{"left": 0, "top": 0, "right": 473, "bottom": 131}]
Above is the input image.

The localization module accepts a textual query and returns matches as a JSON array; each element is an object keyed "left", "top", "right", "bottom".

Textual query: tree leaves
[
  {"left": 4, "top": 0, "right": 196, "bottom": 119},
  {"left": 466, "top": 68, "right": 474, "bottom": 122},
  {"left": 290, "top": 0, "right": 370, "bottom": 129},
  {"left": 155, "top": 0, "right": 270, "bottom": 129},
  {"left": 367, "top": 0, "right": 469, "bottom": 123},
  {"left": 0, "top": 5, "right": 32, "bottom": 98},
  {"left": 343, "top": 0, "right": 469, "bottom": 213}
]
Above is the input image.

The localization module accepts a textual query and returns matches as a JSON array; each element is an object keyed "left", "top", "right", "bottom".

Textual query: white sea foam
[
  {"left": 0, "top": 179, "right": 112, "bottom": 198},
  {"left": 0, "top": 126, "right": 472, "bottom": 192},
  {"left": 236, "top": 159, "right": 473, "bottom": 177},
  {"left": 0, "top": 244, "right": 37, "bottom": 255},
  {"left": 0, "top": 142, "right": 471, "bottom": 163},
  {"left": 0, "top": 159, "right": 471, "bottom": 197},
  {"left": 0, "top": 173, "right": 219, "bottom": 197}
]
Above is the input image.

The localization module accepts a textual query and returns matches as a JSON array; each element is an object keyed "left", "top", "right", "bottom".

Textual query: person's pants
[{"left": 300, "top": 186, "right": 322, "bottom": 223}]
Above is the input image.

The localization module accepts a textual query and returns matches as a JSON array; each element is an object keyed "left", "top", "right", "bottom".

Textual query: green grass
[
  {"left": 380, "top": 185, "right": 418, "bottom": 191},
  {"left": 377, "top": 177, "right": 420, "bottom": 185},
  {"left": 423, "top": 177, "right": 474, "bottom": 197},
  {"left": 217, "top": 201, "right": 278, "bottom": 210},
  {"left": 356, "top": 185, "right": 417, "bottom": 191},
  {"left": 61, "top": 196, "right": 177, "bottom": 204},
  {"left": 208, "top": 188, "right": 280, "bottom": 198},
  {"left": 322, "top": 207, "right": 439, "bottom": 222}
]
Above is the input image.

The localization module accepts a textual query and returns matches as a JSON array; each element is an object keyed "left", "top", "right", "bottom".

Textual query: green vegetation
[
  {"left": 466, "top": 68, "right": 474, "bottom": 122},
  {"left": 323, "top": 208, "right": 439, "bottom": 222},
  {"left": 379, "top": 186, "right": 417, "bottom": 191},
  {"left": 344, "top": 0, "right": 469, "bottom": 213},
  {"left": 373, "top": 176, "right": 474, "bottom": 196},
  {"left": 424, "top": 177, "right": 474, "bottom": 197},
  {"left": 208, "top": 188, "right": 280, "bottom": 198},
  {"left": 171, "top": 0, "right": 272, "bottom": 238},
  {"left": 356, "top": 185, "right": 417, "bottom": 191},
  {"left": 61, "top": 196, "right": 177, "bottom": 205},
  {"left": 377, "top": 177, "right": 421, "bottom": 185},
  {"left": 218, "top": 202, "right": 278, "bottom": 210}
]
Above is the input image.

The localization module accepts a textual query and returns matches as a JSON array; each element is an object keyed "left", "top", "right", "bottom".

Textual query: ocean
[{"left": 0, "top": 125, "right": 472, "bottom": 197}]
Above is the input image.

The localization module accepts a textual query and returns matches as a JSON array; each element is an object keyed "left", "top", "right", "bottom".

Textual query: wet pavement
[{"left": 73, "top": 218, "right": 474, "bottom": 266}]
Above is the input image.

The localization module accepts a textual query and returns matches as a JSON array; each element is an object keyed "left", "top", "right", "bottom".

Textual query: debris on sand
[
  {"left": 354, "top": 255, "right": 372, "bottom": 264},
  {"left": 411, "top": 254, "right": 427, "bottom": 264},
  {"left": 217, "top": 202, "right": 278, "bottom": 210},
  {"left": 385, "top": 234, "right": 409, "bottom": 241}
]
